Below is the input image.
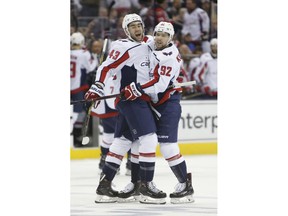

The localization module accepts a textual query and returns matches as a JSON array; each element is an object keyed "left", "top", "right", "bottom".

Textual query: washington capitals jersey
[
  {"left": 141, "top": 41, "right": 182, "bottom": 104},
  {"left": 91, "top": 75, "right": 119, "bottom": 118},
  {"left": 70, "top": 49, "right": 97, "bottom": 93},
  {"left": 95, "top": 37, "right": 152, "bottom": 93},
  {"left": 197, "top": 52, "right": 217, "bottom": 91}
]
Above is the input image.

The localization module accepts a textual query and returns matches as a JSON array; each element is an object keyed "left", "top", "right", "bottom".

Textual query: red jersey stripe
[
  {"left": 166, "top": 154, "right": 182, "bottom": 162},
  {"left": 107, "top": 152, "right": 124, "bottom": 160},
  {"left": 198, "top": 62, "right": 207, "bottom": 83},
  {"left": 141, "top": 63, "right": 160, "bottom": 89},
  {"left": 131, "top": 153, "right": 139, "bottom": 159},
  {"left": 99, "top": 51, "right": 130, "bottom": 83},
  {"left": 139, "top": 152, "right": 156, "bottom": 157},
  {"left": 90, "top": 111, "right": 118, "bottom": 118}
]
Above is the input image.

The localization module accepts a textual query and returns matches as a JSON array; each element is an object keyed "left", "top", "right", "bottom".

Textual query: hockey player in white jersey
[
  {"left": 90, "top": 75, "right": 131, "bottom": 175},
  {"left": 197, "top": 38, "right": 217, "bottom": 99},
  {"left": 84, "top": 14, "right": 166, "bottom": 204},
  {"left": 70, "top": 32, "right": 97, "bottom": 146},
  {"left": 188, "top": 57, "right": 201, "bottom": 83},
  {"left": 119, "top": 21, "right": 194, "bottom": 204}
]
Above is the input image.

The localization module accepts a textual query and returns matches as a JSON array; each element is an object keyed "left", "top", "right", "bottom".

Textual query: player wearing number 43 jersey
[
  {"left": 85, "top": 14, "right": 166, "bottom": 204},
  {"left": 119, "top": 22, "right": 194, "bottom": 204}
]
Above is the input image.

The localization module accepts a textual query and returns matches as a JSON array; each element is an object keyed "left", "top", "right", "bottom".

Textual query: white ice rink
[{"left": 71, "top": 155, "right": 217, "bottom": 216}]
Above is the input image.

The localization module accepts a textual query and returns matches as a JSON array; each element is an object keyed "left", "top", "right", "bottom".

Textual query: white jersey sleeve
[
  {"left": 197, "top": 52, "right": 212, "bottom": 83},
  {"left": 197, "top": 52, "right": 217, "bottom": 92},
  {"left": 141, "top": 44, "right": 182, "bottom": 103},
  {"left": 82, "top": 50, "right": 97, "bottom": 73},
  {"left": 197, "top": 8, "right": 210, "bottom": 33},
  {"left": 70, "top": 49, "right": 96, "bottom": 92},
  {"left": 188, "top": 57, "right": 200, "bottom": 82}
]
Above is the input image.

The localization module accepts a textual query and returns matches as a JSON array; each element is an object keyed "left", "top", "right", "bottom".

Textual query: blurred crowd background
[{"left": 70, "top": 0, "right": 218, "bottom": 99}]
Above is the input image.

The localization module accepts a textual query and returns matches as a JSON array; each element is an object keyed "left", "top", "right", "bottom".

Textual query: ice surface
[{"left": 71, "top": 155, "right": 217, "bottom": 216}]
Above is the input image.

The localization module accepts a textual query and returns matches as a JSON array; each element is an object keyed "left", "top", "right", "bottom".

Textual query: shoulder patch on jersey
[
  {"left": 143, "top": 36, "right": 149, "bottom": 42},
  {"left": 163, "top": 51, "right": 173, "bottom": 56}
]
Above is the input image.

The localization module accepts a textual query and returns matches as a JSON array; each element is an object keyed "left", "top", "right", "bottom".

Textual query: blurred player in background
[
  {"left": 70, "top": 32, "right": 97, "bottom": 147},
  {"left": 195, "top": 38, "right": 217, "bottom": 99}
]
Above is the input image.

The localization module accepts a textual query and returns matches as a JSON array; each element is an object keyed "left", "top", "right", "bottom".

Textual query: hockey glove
[
  {"left": 84, "top": 81, "right": 105, "bottom": 100},
  {"left": 121, "top": 82, "right": 143, "bottom": 101}
]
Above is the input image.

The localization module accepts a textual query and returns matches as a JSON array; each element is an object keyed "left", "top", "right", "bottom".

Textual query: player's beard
[
  {"left": 155, "top": 41, "right": 165, "bottom": 50},
  {"left": 132, "top": 32, "right": 143, "bottom": 42}
]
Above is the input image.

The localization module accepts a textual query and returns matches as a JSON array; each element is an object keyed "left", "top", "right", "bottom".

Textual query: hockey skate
[
  {"left": 139, "top": 181, "right": 167, "bottom": 204},
  {"left": 170, "top": 173, "right": 194, "bottom": 204},
  {"left": 95, "top": 174, "right": 119, "bottom": 203},
  {"left": 118, "top": 181, "right": 141, "bottom": 202}
]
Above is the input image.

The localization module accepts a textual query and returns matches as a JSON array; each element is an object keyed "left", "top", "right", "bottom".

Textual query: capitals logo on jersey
[
  {"left": 140, "top": 56, "right": 150, "bottom": 67},
  {"left": 163, "top": 51, "right": 172, "bottom": 56}
]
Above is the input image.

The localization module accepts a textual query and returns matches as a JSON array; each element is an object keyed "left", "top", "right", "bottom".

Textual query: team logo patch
[{"left": 163, "top": 51, "right": 172, "bottom": 56}]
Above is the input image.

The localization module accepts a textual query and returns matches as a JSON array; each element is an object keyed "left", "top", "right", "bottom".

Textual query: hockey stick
[
  {"left": 71, "top": 81, "right": 197, "bottom": 105},
  {"left": 182, "top": 87, "right": 217, "bottom": 100},
  {"left": 81, "top": 37, "right": 109, "bottom": 145},
  {"left": 71, "top": 93, "right": 121, "bottom": 105},
  {"left": 80, "top": 80, "right": 196, "bottom": 145},
  {"left": 182, "top": 92, "right": 207, "bottom": 99},
  {"left": 174, "top": 80, "right": 196, "bottom": 88},
  {"left": 107, "top": 1, "right": 116, "bottom": 17}
]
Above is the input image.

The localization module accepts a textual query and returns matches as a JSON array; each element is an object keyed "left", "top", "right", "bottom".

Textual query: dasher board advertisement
[{"left": 178, "top": 100, "right": 217, "bottom": 143}]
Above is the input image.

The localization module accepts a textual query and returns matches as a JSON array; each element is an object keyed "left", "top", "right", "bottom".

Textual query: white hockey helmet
[
  {"left": 70, "top": 32, "right": 85, "bottom": 46},
  {"left": 153, "top": 21, "right": 175, "bottom": 44},
  {"left": 122, "top": 13, "right": 144, "bottom": 41},
  {"left": 210, "top": 38, "right": 217, "bottom": 57},
  {"left": 210, "top": 38, "right": 217, "bottom": 46}
]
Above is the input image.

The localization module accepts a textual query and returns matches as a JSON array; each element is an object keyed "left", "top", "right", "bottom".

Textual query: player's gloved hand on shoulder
[
  {"left": 84, "top": 81, "right": 105, "bottom": 100},
  {"left": 121, "top": 82, "right": 143, "bottom": 101}
]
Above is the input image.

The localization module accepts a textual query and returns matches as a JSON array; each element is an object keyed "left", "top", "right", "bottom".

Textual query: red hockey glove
[
  {"left": 84, "top": 81, "right": 105, "bottom": 100},
  {"left": 176, "top": 74, "right": 184, "bottom": 83},
  {"left": 121, "top": 82, "right": 143, "bottom": 101}
]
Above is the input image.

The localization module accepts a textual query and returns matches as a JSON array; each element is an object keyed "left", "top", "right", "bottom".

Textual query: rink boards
[{"left": 71, "top": 100, "right": 217, "bottom": 159}]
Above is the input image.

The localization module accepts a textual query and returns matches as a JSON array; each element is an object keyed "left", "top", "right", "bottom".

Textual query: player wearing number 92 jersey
[
  {"left": 143, "top": 36, "right": 182, "bottom": 105},
  {"left": 118, "top": 22, "right": 194, "bottom": 204}
]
